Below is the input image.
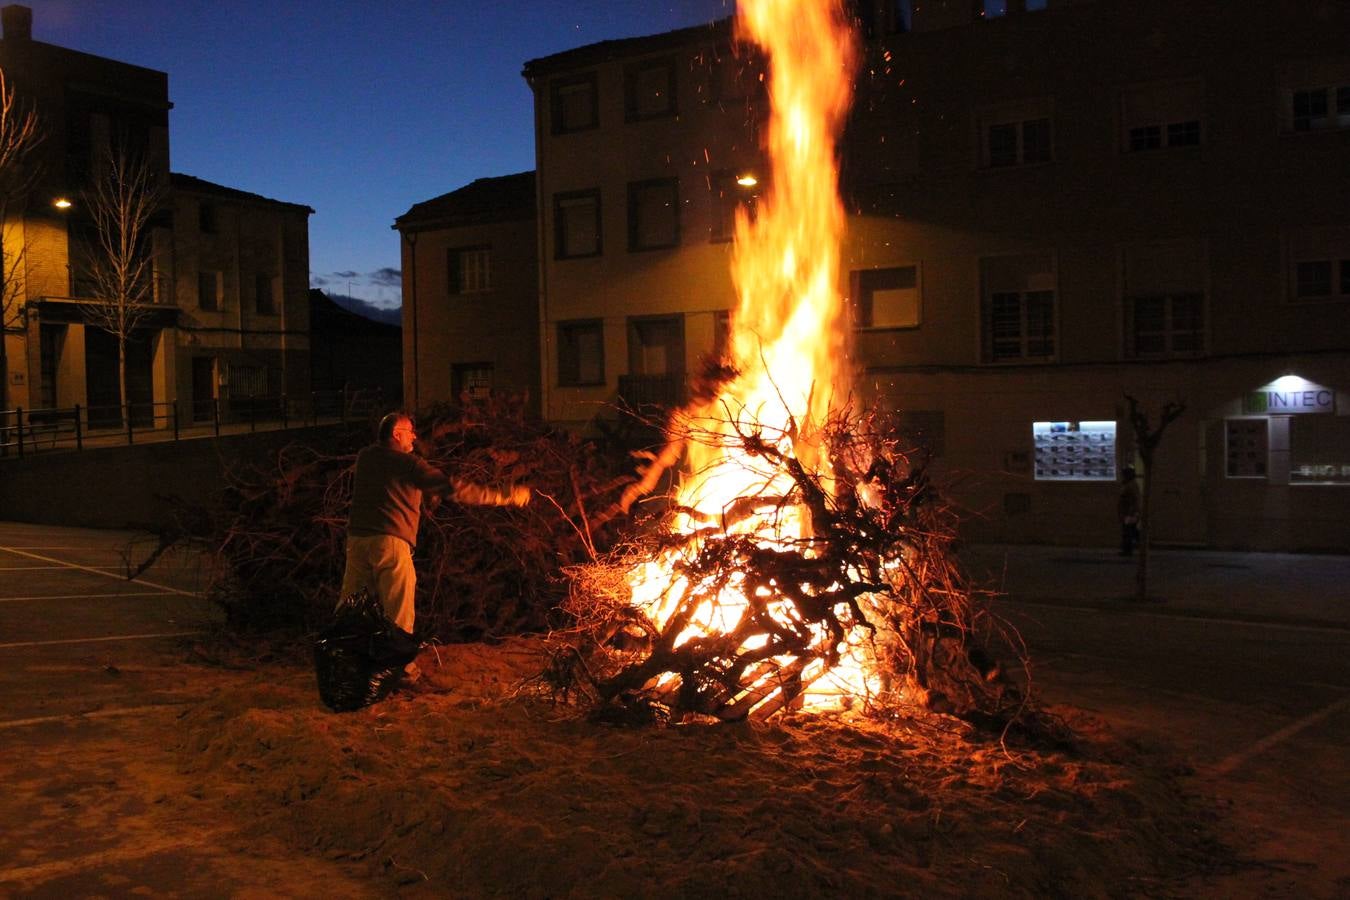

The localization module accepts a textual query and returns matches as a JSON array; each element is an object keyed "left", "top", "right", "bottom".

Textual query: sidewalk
[{"left": 962, "top": 543, "right": 1350, "bottom": 630}]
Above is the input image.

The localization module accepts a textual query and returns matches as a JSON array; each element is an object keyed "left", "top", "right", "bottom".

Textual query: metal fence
[{"left": 0, "top": 388, "right": 384, "bottom": 458}]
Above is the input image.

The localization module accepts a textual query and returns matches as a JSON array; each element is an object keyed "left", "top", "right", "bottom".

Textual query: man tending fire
[{"left": 342, "top": 412, "right": 529, "bottom": 683}]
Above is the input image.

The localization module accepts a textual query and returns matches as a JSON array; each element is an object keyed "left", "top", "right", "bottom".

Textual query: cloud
[
  {"left": 369, "top": 267, "right": 402, "bottom": 287},
  {"left": 310, "top": 275, "right": 329, "bottom": 287},
  {"left": 333, "top": 269, "right": 361, "bottom": 279}
]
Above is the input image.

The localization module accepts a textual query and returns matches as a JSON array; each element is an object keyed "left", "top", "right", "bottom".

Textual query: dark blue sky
[{"left": 27, "top": 0, "right": 732, "bottom": 308}]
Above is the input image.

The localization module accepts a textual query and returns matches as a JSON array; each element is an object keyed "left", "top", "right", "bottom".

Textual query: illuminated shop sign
[
  {"left": 1244, "top": 377, "right": 1335, "bottom": 415},
  {"left": 1033, "top": 420, "right": 1116, "bottom": 482}
]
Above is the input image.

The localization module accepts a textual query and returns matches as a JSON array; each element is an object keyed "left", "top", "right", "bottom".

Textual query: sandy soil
[{"left": 159, "top": 637, "right": 1235, "bottom": 898}]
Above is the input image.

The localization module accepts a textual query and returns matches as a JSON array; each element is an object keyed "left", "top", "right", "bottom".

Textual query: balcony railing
[{"left": 617, "top": 373, "right": 686, "bottom": 412}]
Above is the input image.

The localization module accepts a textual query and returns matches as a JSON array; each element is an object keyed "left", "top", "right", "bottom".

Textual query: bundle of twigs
[
  {"left": 208, "top": 395, "right": 640, "bottom": 639},
  {"left": 544, "top": 405, "right": 1027, "bottom": 728}
]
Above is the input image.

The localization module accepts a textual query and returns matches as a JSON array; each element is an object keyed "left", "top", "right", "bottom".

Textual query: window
[
  {"left": 557, "top": 319, "right": 605, "bottom": 386},
  {"left": 1122, "top": 80, "right": 1203, "bottom": 152},
  {"left": 452, "top": 363, "right": 494, "bottom": 402},
  {"left": 228, "top": 364, "right": 267, "bottom": 399},
  {"left": 628, "top": 178, "right": 680, "bottom": 251},
  {"left": 627, "top": 316, "right": 685, "bottom": 377},
  {"left": 854, "top": 0, "right": 912, "bottom": 37},
  {"left": 980, "top": 253, "right": 1055, "bottom": 362},
  {"left": 254, "top": 274, "right": 275, "bottom": 315},
  {"left": 709, "top": 172, "right": 759, "bottom": 243},
  {"left": 1288, "top": 84, "right": 1350, "bottom": 132},
  {"left": 1287, "top": 228, "right": 1350, "bottom": 302},
  {"left": 448, "top": 246, "right": 491, "bottom": 294},
  {"left": 625, "top": 58, "right": 676, "bottom": 121},
  {"left": 198, "top": 270, "right": 221, "bottom": 312},
  {"left": 979, "top": 102, "right": 1053, "bottom": 168},
  {"left": 1291, "top": 415, "right": 1350, "bottom": 485},
  {"left": 554, "top": 190, "right": 602, "bottom": 259},
  {"left": 852, "top": 265, "right": 919, "bottom": 329},
  {"left": 1226, "top": 418, "right": 1268, "bottom": 479},
  {"left": 1122, "top": 241, "right": 1207, "bottom": 358},
  {"left": 712, "top": 309, "right": 733, "bottom": 360},
  {"left": 707, "top": 49, "right": 766, "bottom": 105},
  {"left": 198, "top": 202, "right": 217, "bottom": 235},
  {"left": 550, "top": 73, "right": 598, "bottom": 134}
]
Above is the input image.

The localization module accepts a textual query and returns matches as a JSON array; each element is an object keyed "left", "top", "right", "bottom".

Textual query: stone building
[
  {"left": 0, "top": 4, "right": 311, "bottom": 427},
  {"left": 505, "top": 0, "right": 1349, "bottom": 551}
]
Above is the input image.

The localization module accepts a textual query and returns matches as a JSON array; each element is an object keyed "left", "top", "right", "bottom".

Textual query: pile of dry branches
[
  {"left": 207, "top": 395, "right": 640, "bottom": 639},
  {"left": 545, "top": 406, "right": 1028, "bottom": 729}
]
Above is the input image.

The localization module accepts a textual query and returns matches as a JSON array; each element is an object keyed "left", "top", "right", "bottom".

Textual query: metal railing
[{"left": 0, "top": 388, "right": 384, "bottom": 458}]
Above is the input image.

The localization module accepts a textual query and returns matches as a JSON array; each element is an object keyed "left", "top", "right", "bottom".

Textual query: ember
[{"left": 551, "top": 0, "right": 1025, "bottom": 726}]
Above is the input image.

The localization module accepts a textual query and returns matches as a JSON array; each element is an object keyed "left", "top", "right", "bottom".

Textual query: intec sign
[{"left": 1244, "top": 377, "right": 1335, "bottom": 415}]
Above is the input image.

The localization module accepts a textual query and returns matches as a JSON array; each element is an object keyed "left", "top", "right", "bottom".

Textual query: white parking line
[
  {"left": 0, "top": 631, "right": 205, "bottom": 650},
  {"left": 0, "top": 702, "right": 190, "bottom": 730},
  {"left": 0, "top": 545, "right": 197, "bottom": 597},
  {"left": 0, "top": 591, "right": 178, "bottom": 603},
  {"left": 1210, "top": 693, "right": 1350, "bottom": 776}
]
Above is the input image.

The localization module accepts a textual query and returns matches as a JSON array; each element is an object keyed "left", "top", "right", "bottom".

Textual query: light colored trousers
[{"left": 340, "top": 534, "right": 416, "bottom": 634}]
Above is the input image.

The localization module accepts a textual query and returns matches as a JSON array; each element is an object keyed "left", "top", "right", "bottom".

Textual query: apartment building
[
  {"left": 393, "top": 171, "right": 538, "bottom": 414},
  {"left": 0, "top": 4, "right": 311, "bottom": 425}
]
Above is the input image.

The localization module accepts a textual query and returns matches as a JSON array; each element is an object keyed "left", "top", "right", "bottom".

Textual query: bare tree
[
  {"left": 0, "top": 66, "right": 43, "bottom": 411},
  {"left": 1124, "top": 394, "right": 1187, "bottom": 602},
  {"left": 80, "top": 138, "right": 165, "bottom": 433}
]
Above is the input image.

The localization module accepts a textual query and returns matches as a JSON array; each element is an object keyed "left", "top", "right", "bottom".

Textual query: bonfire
[{"left": 549, "top": 0, "right": 1025, "bottom": 728}]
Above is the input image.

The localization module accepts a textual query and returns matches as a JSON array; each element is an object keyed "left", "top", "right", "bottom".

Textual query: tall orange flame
[{"left": 629, "top": 0, "right": 871, "bottom": 712}]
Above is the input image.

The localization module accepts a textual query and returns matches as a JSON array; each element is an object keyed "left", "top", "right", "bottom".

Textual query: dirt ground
[{"left": 7, "top": 632, "right": 1251, "bottom": 899}]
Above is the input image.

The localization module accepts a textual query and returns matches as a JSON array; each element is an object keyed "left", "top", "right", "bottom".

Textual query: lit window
[
  {"left": 1033, "top": 421, "right": 1117, "bottom": 482},
  {"left": 554, "top": 190, "right": 601, "bottom": 259},
  {"left": 448, "top": 246, "right": 491, "bottom": 294},
  {"left": 1225, "top": 419, "right": 1268, "bottom": 479},
  {"left": 852, "top": 265, "right": 919, "bottom": 329},
  {"left": 557, "top": 319, "right": 604, "bottom": 386},
  {"left": 550, "top": 73, "right": 599, "bottom": 134},
  {"left": 628, "top": 179, "right": 679, "bottom": 251}
]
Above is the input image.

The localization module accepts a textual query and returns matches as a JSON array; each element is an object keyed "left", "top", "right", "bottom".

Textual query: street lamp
[{"left": 52, "top": 197, "right": 72, "bottom": 209}]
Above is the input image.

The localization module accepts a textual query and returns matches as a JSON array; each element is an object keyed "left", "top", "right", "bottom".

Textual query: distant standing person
[
  {"left": 1118, "top": 465, "right": 1141, "bottom": 556},
  {"left": 341, "top": 412, "right": 528, "bottom": 679}
]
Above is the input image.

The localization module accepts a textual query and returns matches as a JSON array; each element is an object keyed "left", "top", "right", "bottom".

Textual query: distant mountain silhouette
[{"left": 321, "top": 290, "right": 402, "bottom": 326}]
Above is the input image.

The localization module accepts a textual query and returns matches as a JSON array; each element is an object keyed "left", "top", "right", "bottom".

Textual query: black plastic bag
[{"left": 314, "top": 588, "right": 420, "bottom": 712}]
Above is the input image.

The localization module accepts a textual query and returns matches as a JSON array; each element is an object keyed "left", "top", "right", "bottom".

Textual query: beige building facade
[
  {"left": 0, "top": 5, "right": 311, "bottom": 428},
  {"left": 512, "top": 0, "right": 1350, "bottom": 551},
  {"left": 394, "top": 172, "right": 539, "bottom": 415}
]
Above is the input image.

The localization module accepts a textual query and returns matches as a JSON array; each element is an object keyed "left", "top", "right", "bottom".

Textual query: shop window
[
  {"left": 1225, "top": 418, "right": 1268, "bottom": 478},
  {"left": 550, "top": 73, "right": 599, "bottom": 134},
  {"left": 198, "top": 270, "right": 222, "bottom": 312},
  {"left": 625, "top": 58, "right": 677, "bottom": 121},
  {"left": 980, "top": 253, "right": 1055, "bottom": 362},
  {"left": 554, "top": 190, "right": 602, "bottom": 259},
  {"left": 452, "top": 363, "right": 494, "bottom": 402},
  {"left": 628, "top": 178, "right": 679, "bottom": 251},
  {"left": 1121, "top": 80, "right": 1203, "bottom": 152},
  {"left": 254, "top": 273, "right": 275, "bottom": 315},
  {"left": 1033, "top": 421, "right": 1116, "bottom": 482},
  {"left": 709, "top": 172, "right": 759, "bottom": 243},
  {"left": 852, "top": 265, "right": 919, "bottom": 329},
  {"left": 557, "top": 319, "right": 604, "bottom": 387},
  {"left": 1290, "top": 414, "right": 1350, "bottom": 485},
  {"left": 448, "top": 246, "right": 491, "bottom": 294}
]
